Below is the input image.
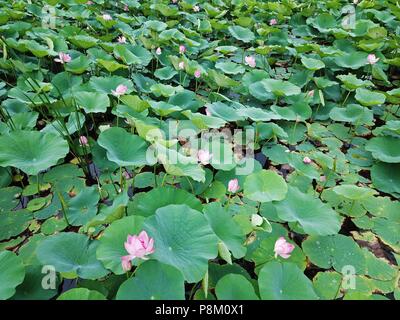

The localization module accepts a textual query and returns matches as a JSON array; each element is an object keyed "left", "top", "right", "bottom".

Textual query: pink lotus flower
[
  {"left": 245, "top": 56, "right": 256, "bottom": 68},
  {"left": 307, "top": 90, "right": 314, "bottom": 98},
  {"left": 303, "top": 156, "right": 312, "bottom": 164},
  {"left": 86, "top": 1, "right": 93, "bottom": 4},
  {"left": 79, "top": 136, "right": 88, "bottom": 146},
  {"left": 367, "top": 54, "right": 379, "bottom": 65},
  {"left": 228, "top": 178, "right": 240, "bottom": 193},
  {"left": 193, "top": 5, "right": 200, "bottom": 12},
  {"left": 197, "top": 149, "right": 212, "bottom": 165},
  {"left": 178, "top": 61, "right": 185, "bottom": 70},
  {"left": 102, "top": 14, "right": 112, "bottom": 21},
  {"left": 54, "top": 52, "right": 71, "bottom": 64},
  {"left": 194, "top": 69, "right": 201, "bottom": 78},
  {"left": 269, "top": 18, "right": 278, "bottom": 26},
  {"left": 112, "top": 84, "right": 128, "bottom": 97},
  {"left": 274, "top": 237, "right": 295, "bottom": 259},
  {"left": 121, "top": 230, "right": 155, "bottom": 271},
  {"left": 117, "top": 36, "right": 126, "bottom": 44},
  {"left": 156, "top": 47, "right": 162, "bottom": 55},
  {"left": 205, "top": 107, "right": 211, "bottom": 116},
  {"left": 124, "top": 4, "right": 129, "bottom": 11},
  {"left": 179, "top": 45, "right": 186, "bottom": 54}
]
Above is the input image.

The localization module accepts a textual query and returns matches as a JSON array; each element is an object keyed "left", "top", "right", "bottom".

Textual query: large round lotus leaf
[
  {"left": 249, "top": 222, "right": 306, "bottom": 271},
  {"left": 0, "top": 131, "right": 69, "bottom": 176},
  {"left": 329, "top": 104, "right": 373, "bottom": 124},
  {"left": 65, "top": 186, "right": 100, "bottom": 226},
  {"left": 215, "top": 61, "right": 245, "bottom": 75},
  {"left": 0, "top": 210, "right": 32, "bottom": 241},
  {"left": 37, "top": 232, "right": 108, "bottom": 280},
  {"left": 87, "top": 191, "right": 130, "bottom": 228},
  {"left": 257, "top": 79, "right": 301, "bottom": 97},
  {"left": 0, "top": 250, "right": 25, "bottom": 300},
  {"left": 258, "top": 261, "right": 318, "bottom": 300},
  {"left": 57, "top": 288, "right": 106, "bottom": 300},
  {"left": 143, "top": 204, "right": 218, "bottom": 283},
  {"left": 75, "top": 91, "right": 110, "bottom": 113},
  {"left": 96, "top": 215, "right": 145, "bottom": 275},
  {"left": 228, "top": 26, "right": 255, "bottom": 43},
  {"left": 312, "top": 271, "right": 342, "bottom": 300},
  {"left": 301, "top": 56, "right": 325, "bottom": 70},
  {"left": 215, "top": 274, "right": 259, "bottom": 300},
  {"left": 128, "top": 186, "right": 202, "bottom": 217},
  {"left": 244, "top": 169, "right": 288, "bottom": 202},
  {"left": 302, "top": 234, "right": 366, "bottom": 274},
  {"left": 333, "top": 52, "right": 368, "bottom": 69},
  {"left": 370, "top": 162, "right": 400, "bottom": 196},
  {"left": 88, "top": 76, "right": 134, "bottom": 95},
  {"left": 97, "top": 127, "right": 149, "bottom": 167},
  {"left": 0, "top": 186, "right": 22, "bottom": 213},
  {"left": 355, "top": 88, "right": 386, "bottom": 106},
  {"left": 12, "top": 265, "right": 59, "bottom": 300},
  {"left": 332, "top": 185, "right": 377, "bottom": 200},
  {"left": 336, "top": 74, "right": 373, "bottom": 91},
  {"left": 114, "top": 45, "right": 152, "bottom": 66},
  {"left": 203, "top": 202, "right": 246, "bottom": 259},
  {"left": 274, "top": 186, "right": 341, "bottom": 236},
  {"left": 365, "top": 136, "right": 400, "bottom": 163},
  {"left": 116, "top": 260, "right": 185, "bottom": 300}
]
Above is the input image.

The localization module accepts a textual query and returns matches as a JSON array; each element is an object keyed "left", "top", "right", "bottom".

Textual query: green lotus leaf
[
  {"left": 274, "top": 186, "right": 341, "bottom": 236},
  {"left": 75, "top": 92, "right": 110, "bottom": 113},
  {"left": 332, "top": 185, "right": 377, "bottom": 200},
  {"left": 0, "top": 186, "right": 22, "bottom": 213},
  {"left": 116, "top": 260, "right": 185, "bottom": 300},
  {"left": 215, "top": 61, "right": 245, "bottom": 75},
  {"left": 244, "top": 169, "right": 288, "bottom": 203},
  {"left": 355, "top": 88, "right": 386, "bottom": 106},
  {"left": 0, "top": 131, "right": 69, "bottom": 176},
  {"left": 13, "top": 265, "right": 59, "bottom": 300},
  {"left": 0, "top": 210, "right": 32, "bottom": 241},
  {"left": 37, "top": 232, "right": 108, "bottom": 280},
  {"left": 334, "top": 52, "right": 368, "bottom": 70},
  {"left": 148, "top": 101, "right": 182, "bottom": 117},
  {"left": 336, "top": 74, "right": 374, "bottom": 91},
  {"left": 58, "top": 288, "right": 106, "bottom": 300},
  {"left": 96, "top": 215, "right": 145, "bottom": 275},
  {"left": 144, "top": 204, "right": 218, "bottom": 283},
  {"left": 154, "top": 66, "right": 178, "bottom": 80},
  {"left": 371, "top": 162, "right": 400, "bottom": 196},
  {"left": 203, "top": 202, "right": 246, "bottom": 259},
  {"left": 87, "top": 191, "right": 130, "bottom": 227},
  {"left": 65, "top": 186, "right": 100, "bottom": 226},
  {"left": 302, "top": 234, "right": 366, "bottom": 274},
  {"left": 228, "top": 26, "right": 255, "bottom": 43},
  {"left": 65, "top": 55, "right": 91, "bottom": 74},
  {"left": 97, "top": 127, "right": 150, "bottom": 167},
  {"left": 68, "top": 35, "right": 98, "bottom": 49},
  {"left": 255, "top": 79, "right": 301, "bottom": 97},
  {"left": 128, "top": 186, "right": 202, "bottom": 217},
  {"left": 312, "top": 271, "right": 342, "bottom": 300},
  {"left": 88, "top": 76, "right": 134, "bottom": 95},
  {"left": 215, "top": 274, "right": 259, "bottom": 300},
  {"left": 365, "top": 137, "right": 400, "bottom": 163},
  {"left": 258, "top": 261, "right": 318, "bottom": 300},
  {"left": 114, "top": 45, "right": 152, "bottom": 66},
  {"left": 0, "top": 250, "right": 25, "bottom": 300},
  {"left": 301, "top": 56, "right": 325, "bottom": 71},
  {"left": 329, "top": 104, "right": 373, "bottom": 124}
]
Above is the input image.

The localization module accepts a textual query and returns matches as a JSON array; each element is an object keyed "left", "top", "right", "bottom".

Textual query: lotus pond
[{"left": 0, "top": 0, "right": 399, "bottom": 301}]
